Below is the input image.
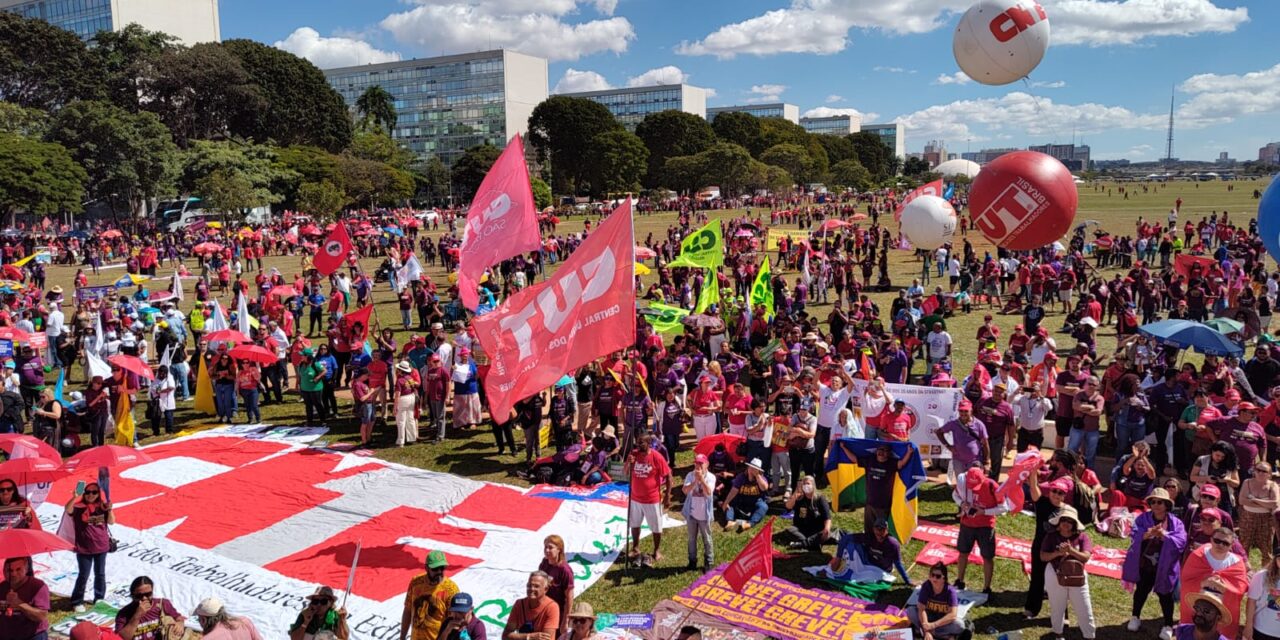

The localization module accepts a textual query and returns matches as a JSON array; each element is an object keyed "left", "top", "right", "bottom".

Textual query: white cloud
[
  {"left": 874, "top": 66, "right": 916, "bottom": 74},
  {"left": 675, "top": 0, "right": 1247, "bottom": 58},
  {"left": 743, "top": 84, "right": 786, "bottom": 104},
  {"left": 704, "top": 88, "right": 718, "bottom": 99},
  {"left": 626, "top": 65, "right": 689, "bottom": 87},
  {"left": 273, "top": 27, "right": 401, "bottom": 69},
  {"left": 893, "top": 91, "right": 1165, "bottom": 143},
  {"left": 1031, "top": 80, "right": 1067, "bottom": 88},
  {"left": 381, "top": 1, "right": 635, "bottom": 62},
  {"left": 1051, "top": 0, "right": 1248, "bottom": 46},
  {"left": 825, "top": 94, "right": 844, "bottom": 103},
  {"left": 933, "top": 72, "right": 972, "bottom": 86},
  {"left": 553, "top": 68, "right": 613, "bottom": 93},
  {"left": 1177, "top": 63, "right": 1280, "bottom": 126},
  {"left": 802, "top": 106, "right": 880, "bottom": 121}
]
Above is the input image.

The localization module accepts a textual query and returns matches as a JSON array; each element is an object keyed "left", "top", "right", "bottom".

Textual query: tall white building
[
  {"left": 860, "top": 122, "right": 906, "bottom": 159},
  {"left": 555, "top": 84, "right": 708, "bottom": 130},
  {"left": 801, "top": 115, "right": 860, "bottom": 136},
  {"left": 325, "top": 49, "right": 548, "bottom": 166},
  {"left": 0, "top": 0, "right": 220, "bottom": 43}
]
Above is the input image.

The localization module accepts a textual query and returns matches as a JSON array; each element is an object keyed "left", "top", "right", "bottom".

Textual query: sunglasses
[
  {"left": 132, "top": 591, "right": 153, "bottom": 600},
  {"left": 310, "top": 599, "right": 332, "bottom": 607},
  {"left": 0, "top": 486, "right": 15, "bottom": 493},
  {"left": 929, "top": 573, "right": 944, "bottom": 579},
  {"left": 83, "top": 490, "right": 100, "bottom": 496},
  {"left": 1212, "top": 538, "right": 1232, "bottom": 546},
  {"left": 572, "top": 619, "right": 592, "bottom": 625},
  {"left": 1049, "top": 489, "right": 1066, "bottom": 495}
]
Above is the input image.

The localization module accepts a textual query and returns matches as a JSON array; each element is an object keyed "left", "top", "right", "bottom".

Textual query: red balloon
[{"left": 969, "top": 151, "right": 1079, "bottom": 251}]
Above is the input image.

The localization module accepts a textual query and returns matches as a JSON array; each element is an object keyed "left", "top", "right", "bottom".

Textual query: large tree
[
  {"left": 0, "top": 13, "right": 104, "bottom": 110},
  {"left": 0, "top": 134, "right": 86, "bottom": 226},
  {"left": 711, "top": 111, "right": 765, "bottom": 157},
  {"left": 0, "top": 102, "right": 49, "bottom": 138},
  {"left": 759, "top": 143, "right": 814, "bottom": 186},
  {"left": 346, "top": 130, "right": 414, "bottom": 170},
  {"left": 634, "top": 110, "right": 715, "bottom": 188},
  {"left": 848, "top": 131, "right": 895, "bottom": 181},
  {"left": 902, "top": 156, "right": 932, "bottom": 178},
  {"left": 179, "top": 139, "right": 293, "bottom": 207},
  {"left": 272, "top": 145, "right": 339, "bottom": 209},
  {"left": 696, "top": 142, "right": 755, "bottom": 197},
  {"left": 295, "top": 180, "right": 347, "bottom": 221},
  {"left": 221, "top": 39, "right": 353, "bottom": 152},
  {"left": 530, "top": 176, "right": 552, "bottom": 210},
  {"left": 335, "top": 155, "right": 413, "bottom": 209},
  {"left": 449, "top": 144, "right": 503, "bottom": 202},
  {"left": 47, "top": 100, "right": 179, "bottom": 217},
  {"left": 814, "top": 134, "right": 857, "bottom": 167},
  {"left": 412, "top": 155, "right": 451, "bottom": 205},
  {"left": 526, "top": 96, "right": 620, "bottom": 194},
  {"left": 91, "top": 24, "right": 178, "bottom": 112},
  {"left": 139, "top": 43, "right": 266, "bottom": 146},
  {"left": 355, "top": 85, "right": 397, "bottom": 136},
  {"left": 589, "top": 129, "right": 648, "bottom": 197},
  {"left": 829, "top": 159, "right": 874, "bottom": 192}
]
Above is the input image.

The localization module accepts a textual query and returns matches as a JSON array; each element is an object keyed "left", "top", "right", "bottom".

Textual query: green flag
[
  {"left": 695, "top": 269, "right": 720, "bottom": 314},
  {"left": 667, "top": 220, "right": 724, "bottom": 269},
  {"left": 750, "top": 257, "right": 774, "bottom": 319},
  {"left": 644, "top": 302, "right": 689, "bottom": 335}
]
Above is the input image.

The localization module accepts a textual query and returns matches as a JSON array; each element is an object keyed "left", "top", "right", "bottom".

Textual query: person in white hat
[
  {"left": 1042, "top": 505, "right": 1096, "bottom": 640},
  {"left": 393, "top": 361, "right": 419, "bottom": 447},
  {"left": 721, "top": 458, "right": 770, "bottom": 533},
  {"left": 192, "top": 597, "right": 263, "bottom": 640}
]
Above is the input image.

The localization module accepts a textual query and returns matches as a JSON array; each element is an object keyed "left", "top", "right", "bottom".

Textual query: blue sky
[{"left": 221, "top": 0, "right": 1279, "bottom": 162}]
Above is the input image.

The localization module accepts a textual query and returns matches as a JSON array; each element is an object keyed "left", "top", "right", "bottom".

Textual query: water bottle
[{"left": 996, "top": 631, "right": 1022, "bottom": 640}]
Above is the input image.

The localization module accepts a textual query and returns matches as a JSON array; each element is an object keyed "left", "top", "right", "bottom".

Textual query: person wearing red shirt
[
  {"left": 688, "top": 377, "right": 722, "bottom": 441},
  {"left": 723, "top": 382, "right": 752, "bottom": 437},
  {"left": 1008, "top": 325, "right": 1029, "bottom": 356},
  {"left": 626, "top": 435, "right": 671, "bottom": 562}
]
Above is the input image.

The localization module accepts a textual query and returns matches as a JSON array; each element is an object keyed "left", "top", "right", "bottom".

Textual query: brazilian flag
[{"left": 825, "top": 438, "right": 926, "bottom": 541}]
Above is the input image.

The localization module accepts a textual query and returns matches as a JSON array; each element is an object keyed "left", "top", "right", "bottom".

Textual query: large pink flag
[
  {"left": 475, "top": 199, "right": 636, "bottom": 421},
  {"left": 458, "top": 134, "right": 541, "bottom": 310}
]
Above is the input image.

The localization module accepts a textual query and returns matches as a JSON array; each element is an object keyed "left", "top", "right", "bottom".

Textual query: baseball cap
[
  {"left": 193, "top": 597, "right": 224, "bottom": 617},
  {"left": 449, "top": 593, "right": 474, "bottom": 612},
  {"left": 1201, "top": 484, "right": 1222, "bottom": 499},
  {"left": 694, "top": 454, "right": 708, "bottom": 464},
  {"left": 873, "top": 517, "right": 889, "bottom": 530},
  {"left": 1199, "top": 507, "right": 1223, "bottom": 522},
  {"left": 427, "top": 550, "right": 448, "bottom": 569}
]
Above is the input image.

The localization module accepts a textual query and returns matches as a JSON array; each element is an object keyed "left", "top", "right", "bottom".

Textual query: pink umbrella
[
  {"left": 0, "top": 456, "right": 66, "bottom": 484},
  {"left": 268, "top": 285, "right": 299, "bottom": 298},
  {"left": 850, "top": 213, "right": 868, "bottom": 221},
  {"left": 0, "top": 326, "right": 30, "bottom": 342},
  {"left": 107, "top": 354, "right": 155, "bottom": 380},
  {"left": 817, "top": 219, "right": 852, "bottom": 233},
  {"left": 205, "top": 329, "right": 251, "bottom": 344},
  {"left": 229, "top": 344, "right": 276, "bottom": 366},
  {"left": 0, "top": 434, "right": 60, "bottom": 460},
  {"left": 62, "top": 445, "right": 154, "bottom": 473},
  {"left": 634, "top": 246, "right": 657, "bottom": 260},
  {"left": 100, "top": 229, "right": 123, "bottom": 239},
  {"left": 0, "top": 529, "right": 73, "bottom": 555}
]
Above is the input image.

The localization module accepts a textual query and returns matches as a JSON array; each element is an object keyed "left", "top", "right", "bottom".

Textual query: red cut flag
[
  {"left": 894, "top": 179, "right": 944, "bottom": 223},
  {"left": 475, "top": 199, "right": 636, "bottom": 421},
  {"left": 722, "top": 518, "right": 774, "bottom": 592},
  {"left": 314, "top": 222, "right": 353, "bottom": 276},
  {"left": 1174, "top": 253, "right": 1215, "bottom": 280},
  {"left": 341, "top": 305, "right": 374, "bottom": 345},
  {"left": 996, "top": 449, "right": 1044, "bottom": 513},
  {"left": 459, "top": 134, "right": 541, "bottom": 310}
]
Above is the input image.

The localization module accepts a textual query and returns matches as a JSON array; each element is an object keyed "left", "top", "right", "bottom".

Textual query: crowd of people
[{"left": 0, "top": 184, "right": 1277, "bottom": 640}]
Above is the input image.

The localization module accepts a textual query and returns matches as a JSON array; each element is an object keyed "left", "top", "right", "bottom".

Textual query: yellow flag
[
  {"left": 667, "top": 220, "right": 724, "bottom": 269},
  {"left": 750, "top": 258, "right": 774, "bottom": 320},
  {"left": 113, "top": 392, "right": 135, "bottom": 446},
  {"left": 694, "top": 269, "right": 720, "bottom": 313},
  {"left": 11, "top": 252, "right": 48, "bottom": 268},
  {"left": 194, "top": 356, "right": 216, "bottom": 416}
]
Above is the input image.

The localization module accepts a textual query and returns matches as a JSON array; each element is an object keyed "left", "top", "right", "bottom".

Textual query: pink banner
[
  {"left": 475, "top": 199, "right": 636, "bottom": 420},
  {"left": 458, "top": 134, "right": 542, "bottom": 310},
  {"left": 913, "top": 520, "right": 1124, "bottom": 579}
]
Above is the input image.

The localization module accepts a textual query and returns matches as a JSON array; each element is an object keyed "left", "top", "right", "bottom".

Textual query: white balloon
[
  {"left": 900, "top": 196, "right": 957, "bottom": 250},
  {"left": 934, "top": 159, "right": 982, "bottom": 178},
  {"left": 953, "top": 0, "right": 1050, "bottom": 86}
]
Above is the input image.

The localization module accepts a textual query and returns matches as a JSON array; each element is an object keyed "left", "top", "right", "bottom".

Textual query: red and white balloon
[
  {"left": 953, "top": 0, "right": 1050, "bottom": 86},
  {"left": 969, "top": 150, "right": 1079, "bottom": 251}
]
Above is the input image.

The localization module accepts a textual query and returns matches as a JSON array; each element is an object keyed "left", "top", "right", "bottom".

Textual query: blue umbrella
[
  {"left": 63, "top": 230, "right": 90, "bottom": 240},
  {"left": 382, "top": 226, "right": 404, "bottom": 237},
  {"left": 1138, "top": 319, "right": 1243, "bottom": 357}
]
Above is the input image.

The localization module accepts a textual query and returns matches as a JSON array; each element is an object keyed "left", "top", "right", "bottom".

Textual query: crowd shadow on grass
[{"left": 433, "top": 451, "right": 511, "bottom": 477}]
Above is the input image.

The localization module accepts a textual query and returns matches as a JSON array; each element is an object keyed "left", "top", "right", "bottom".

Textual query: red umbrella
[
  {"left": 62, "top": 445, "right": 154, "bottom": 473},
  {"left": 229, "top": 344, "right": 276, "bottom": 365},
  {"left": 850, "top": 213, "right": 868, "bottom": 221},
  {"left": 0, "top": 434, "right": 60, "bottom": 460},
  {"left": 100, "top": 229, "right": 123, "bottom": 239},
  {"left": 205, "top": 329, "right": 251, "bottom": 344},
  {"left": 193, "top": 242, "right": 223, "bottom": 255},
  {"left": 1, "top": 264, "right": 21, "bottom": 280},
  {"left": 0, "top": 326, "right": 30, "bottom": 342},
  {"left": 107, "top": 354, "right": 155, "bottom": 380},
  {"left": 634, "top": 246, "right": 657, "bottom": 260},
  {"left": 693, "top": 433, "right": 746, "bottom": 463},
  {"left": 0, "top": 456, "right": 66, "bottom": 483},
  {"left": 299, "top": 224, "right": 322, "bottom": 236},
  {"left": 817, "top": 219, "right": 852, "bottom": 233},
  {"left": 0, "top": 529, "right": 73, "bottom": 555},
  {"left": 268, "top": 285, "right": 299, "bottom": 299}
]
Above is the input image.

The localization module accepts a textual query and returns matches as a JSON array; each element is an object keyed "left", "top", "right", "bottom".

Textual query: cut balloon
[{"left": 953, "top": 0, "right": 1050, "bottom": 86}]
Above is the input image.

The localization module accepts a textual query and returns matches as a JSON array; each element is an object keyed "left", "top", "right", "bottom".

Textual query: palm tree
[{"left": 355, "top": 85, "right": 397, "bottom": 136}]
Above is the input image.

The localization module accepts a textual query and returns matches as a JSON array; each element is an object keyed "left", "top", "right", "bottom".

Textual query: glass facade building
[
  {"left": 860, "top": 122, "right": 907, "bottom": 159},
  {"left": 707, "top": 103, "right": 799, "bottom": 124},
  {"left": 801, "top": 115, "right": 860, "bottom": 136},
  {"left": 324, "top": 50, "right": 547, "bottom": 166},
  {"left": 556, "top": 84, "right": 708, "bottom": 130},
  {"left": 0, "top": 0, "right": 219, "bottom": 43}
]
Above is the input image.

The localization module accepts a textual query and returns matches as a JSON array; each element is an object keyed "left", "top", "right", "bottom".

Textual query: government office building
[
  {"left": 707, "top": 103, "right": 799, "bottom": 124},
  {"left": 0, "top": 0, "right": 220, "bottom": 43},
  {"left": 801, "top": 114, "right": 860, "bottom": 136},
  {"left": 860, "top": 122, "right": 907, "bottom": 159},
  {"left": 323, "top": 49, "right": 548, "bottom": 166},
  {"left": 555, "top": 84, "right": 709, "bottom": 130}
]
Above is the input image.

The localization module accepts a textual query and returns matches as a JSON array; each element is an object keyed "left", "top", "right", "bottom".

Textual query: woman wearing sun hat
[
  {"left": 560, "top": 601, "right": 598, "bottom": 640},
  {"left": 1041, "top": 505, "right": 1096, "bottom": 640},
  {"left": 1122, "top": 487, "right": 1187, "bottom": 639}
]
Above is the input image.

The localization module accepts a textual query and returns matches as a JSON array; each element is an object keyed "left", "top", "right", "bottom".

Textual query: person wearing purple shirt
[
  {"left": 977, "top": 384, "right": 1016, "bottom": 479},
  {"left": 1174, "top": 588, "right": 1231, "bottom": 640},
  {"left": 878, "top": 341, "right": 909, "bottom": 384},
  {"left": 0, "top": 557, "right": 49, "bottom": 640},
  {"left": 937, "top": 400, "right": 991, "bottom": 479},
  {"left": 1209, "top": 403, "right": 1267, "bottom": 471}
]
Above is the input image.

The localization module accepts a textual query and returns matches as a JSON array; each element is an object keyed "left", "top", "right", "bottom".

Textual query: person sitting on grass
[{"left": 720, "top": 457, "right": 770, "bottom": 533}]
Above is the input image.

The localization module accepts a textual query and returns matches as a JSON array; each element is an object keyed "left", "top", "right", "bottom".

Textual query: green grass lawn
[{"left": 43, "top": 177, "right": 1272, "bottom": 639}]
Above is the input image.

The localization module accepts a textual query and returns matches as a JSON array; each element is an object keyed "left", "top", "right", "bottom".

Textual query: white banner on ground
[
  {"left": 849, "top": 379, "right": 961, "bottom": 460},
  {"left": 34, "top": 430, "right": 668, "bottom": 640}
]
